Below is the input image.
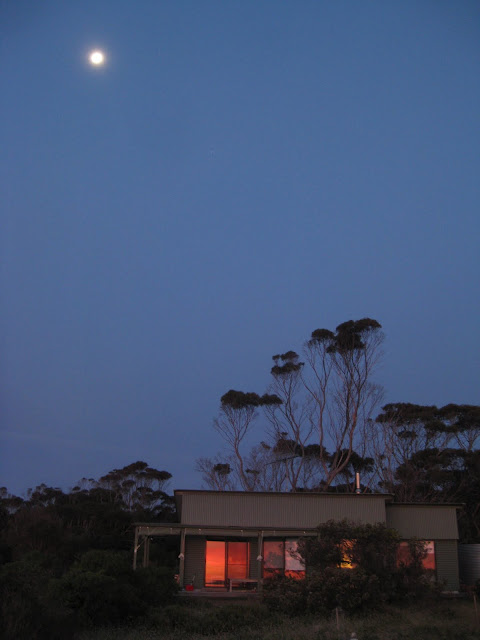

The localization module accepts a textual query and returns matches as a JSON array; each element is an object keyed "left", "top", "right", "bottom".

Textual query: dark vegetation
[
  {"left": 78, "top": 600, "right": 480, "bottom": 640},
  {"left": 0, "top": 462, "right": 179, "bottom": 639},
  {"left": 264, "top": 520, "right": 438, "bottom": 617},
  {"left": 2, "top": 321, "right": 479, "bottom": 638},
  {"left": 197, "top": 318, "right": 480, "bottom": 542}
]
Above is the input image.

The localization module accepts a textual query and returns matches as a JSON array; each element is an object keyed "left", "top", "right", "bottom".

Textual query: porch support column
[
  {"left": 178, "top": 528, "right": 186, "bottom": 588},
  {"left": 143, "top": 535, "right": 150, "bottom": 568},
  {"left": 133, "top": 527, "right": 139, "bottom": 570},
  {"left": 257, "top": 531, "right": 264, "bottom": 592}
]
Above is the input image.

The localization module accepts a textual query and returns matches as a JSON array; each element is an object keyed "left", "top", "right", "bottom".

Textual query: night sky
[{"left": 1, "top": 1, "right": 479, "bottom": 497}]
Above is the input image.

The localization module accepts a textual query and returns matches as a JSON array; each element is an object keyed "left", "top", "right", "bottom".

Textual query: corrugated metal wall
[
  {"left": 178, "top": 492, "right": 387, "bottom": 528},
  {"left": 458, "top": 544, "right": 480, "bottom": 587},
  {"left": 184, "top": 536, "right": 205, "bottom": 588},
  {"left": 436, "top": 540, "right": 459, "bottom": 590},
  {"left": 386, "top": 505, "right": 458, "bottom": 539}
]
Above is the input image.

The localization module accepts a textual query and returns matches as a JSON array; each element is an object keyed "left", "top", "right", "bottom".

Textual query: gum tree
[{"left": 199, "top": 319, "right": 384, "bottom": 491}]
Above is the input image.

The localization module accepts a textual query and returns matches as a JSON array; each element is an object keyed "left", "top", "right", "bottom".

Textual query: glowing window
[
  {"left": 205, "top": 541, "right": 249, "bottom": 587},
  {"left": 396, "top": 541, "right": 436, "bottom": 571},
  {"left": 340, "top": 540, "right": 356, "bottom": 569},
  {"left": 227, "top": 542, "right": 249, "bottom": 579},
  {"left": 205, "top": 541, "right": 226, "bottom": 587}
]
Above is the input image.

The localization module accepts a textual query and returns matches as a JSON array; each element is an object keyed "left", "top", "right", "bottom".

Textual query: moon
[{"left": 89, "top": 50, "right": 105, "bottom": 66}]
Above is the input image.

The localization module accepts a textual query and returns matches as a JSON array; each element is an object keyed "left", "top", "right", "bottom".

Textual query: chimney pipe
[{"left": 355, "top": 472, "right": 361, "bottom": 494}]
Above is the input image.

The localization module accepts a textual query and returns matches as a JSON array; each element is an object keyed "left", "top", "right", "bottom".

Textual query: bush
[
  {"left": 50, "top": 550, "right": 177, "bottom": 629},
  {"left": 263, "top": 520, "right": 438, "bottom": 617},
  {"left": 133, "top": 564, "right": 178, "bottom": 607},
  {"left": 262, "top": 569, "right": 388, "bottom": 616},
  {"left": 160, "top": 602, "right": 271, "bottom": 635},
  {"left": 261, "top": 574, "right": 306, "bottom": 616},
  {"left": 305, "top": 568, "right": 385, "bottom": 614},
  {"left": 0, "top": 549, "right": 178, "bottom": 639},
  {"left": 0, "top": 552, "right": 72, "bottom": 640}
]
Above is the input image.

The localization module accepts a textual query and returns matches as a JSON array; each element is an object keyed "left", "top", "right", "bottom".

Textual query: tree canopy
[{"left": 196, "top": 319, "right": 480, "bottom": 541}]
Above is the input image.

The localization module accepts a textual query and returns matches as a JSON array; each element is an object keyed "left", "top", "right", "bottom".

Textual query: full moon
[{"left": 89, "top": 50, "right": 105, "bottom": 66}]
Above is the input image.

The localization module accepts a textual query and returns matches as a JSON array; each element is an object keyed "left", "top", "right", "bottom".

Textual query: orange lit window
[
  {"left": 227, "top": 542, "right": 249, "bottom": 579},
  {"left": 205, "top": 541, "right": 226, "bottom": 587},
  {"left": 340, "top": 540, "right": 356, "bottom": 569},
  {"left": 205, "top": 541, "right": 249, "bottom": 587},
  {"left": 396, "top": 541, "right": 436, "bottom": 571}
]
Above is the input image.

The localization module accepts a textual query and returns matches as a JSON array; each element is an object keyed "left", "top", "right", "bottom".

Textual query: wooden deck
[{"left": 177, "top": 588, "right": 260, "bottom": 600}]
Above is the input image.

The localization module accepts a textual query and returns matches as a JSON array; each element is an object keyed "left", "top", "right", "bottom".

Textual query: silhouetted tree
[
  {"left": 199, "top": 319, "right": 384, "bottom": 491},
  {"left": 367, "top": 403, "right": 480, "bottom": 540}
]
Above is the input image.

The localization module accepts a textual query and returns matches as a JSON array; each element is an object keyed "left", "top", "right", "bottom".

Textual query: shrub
[
  {"left": 263, "top": 520, "right": 437, "bottom": 617},
  {"left": 261, "top": 574, "right": 306, "bottom": 616},
  {"left": 50, "top": 550, "right": 177, "bottom": 629},
  {"left": 160, "top": 602, "right": 271, "bottom": 635},
  {"left": 0, "top": 552, "right": 72, "bottom": 640}
]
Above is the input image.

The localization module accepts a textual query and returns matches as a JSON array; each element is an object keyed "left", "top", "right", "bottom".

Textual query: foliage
[
  {"left": 262, "top": 567, "right": 396, "bottom": 617},
  {"left": 200, "top": 318, "right": 385, "bottom": 492},
  {"left": 0, "top": 462, "right": 177, "bottom": 639},
  {"left": 368, "top": 403, "right": 480, "bottom": 540},
  {"left": 0, "top": 552, "right": 72, "bottom": 640},
  {"left": 73, "top": 600, "right": 480, "bottom": 640},
  {"left": 300, "top": 519, "right": 400, "bottom": 574},
  {"left": 197, "top": 319, "right": 480, "bottom": 540},
  {"left": 261, "top": 573, "right": 308, "bottom": 616},
  {"left": 51, "top": 550, "right": 177, "bottom": 631},
  {"left": 158, "top": 601, "right": 271, "bottom": 636},
  {"left": 263, "top": 520, "right": 436, "bottom": 617},
  {"left": 0, "top": 548, "right": 177, "bottom": 639}
]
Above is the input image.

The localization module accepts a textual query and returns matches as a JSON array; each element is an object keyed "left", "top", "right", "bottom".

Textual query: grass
[{"left": 79, "top": 599, "right": 480, "bottom": 640}]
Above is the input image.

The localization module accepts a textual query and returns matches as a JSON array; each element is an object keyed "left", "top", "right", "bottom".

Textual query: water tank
[{"left": 459, "top": 544, "right": 480, "bottom": 587}]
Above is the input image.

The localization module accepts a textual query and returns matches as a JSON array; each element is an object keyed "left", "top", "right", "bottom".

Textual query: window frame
[
  {"left": 396, "top": 540, "right": 436, "bottom": 573},
  {"left": 204, "top": 539, "right": 250, "bottom": 588},
  {"left": 263, "top": 538, "right": 305, "bottom": 580}
]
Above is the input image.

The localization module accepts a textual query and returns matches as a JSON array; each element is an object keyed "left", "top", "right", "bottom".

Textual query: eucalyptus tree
[
  {"left": 195, "top": 457, "right": 235, "bottom": 491},
  {"left": 96, "top": 460, "right": 172, "bottom": 517},
  {"left": 199, "top": 318, "right": 384, "bottom": 492},
  {"left": 211, "top": 390, "right": 282, "bottom": 490},
  {"left": 367, "top": 403, "right": 480, "bottom": 502},
  {"left": 263, "top": 319, "right": 384, "bottom": 490}
]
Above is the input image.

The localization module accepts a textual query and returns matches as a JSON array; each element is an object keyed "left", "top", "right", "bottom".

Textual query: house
[{"left": 133, "top": 490, "right": 461, "bottom": 591}]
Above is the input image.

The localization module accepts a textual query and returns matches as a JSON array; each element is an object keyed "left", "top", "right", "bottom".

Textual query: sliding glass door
[
  {"left": 227, "top": 542, "right": 249, "bottom": 579},
  {"left": 205, "top": 541, "right": 226, "bottom": 587},
  {"left": 205, "top": 540, "right": 249, "bottom": 587}
]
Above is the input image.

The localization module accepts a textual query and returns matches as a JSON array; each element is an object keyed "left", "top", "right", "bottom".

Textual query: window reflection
[
  {"left": 263, "top": 540, "right": 284, "bottom": 579},
  {"left": 264, "top": 539, "right": 305, "bottom": 580},
  {"left": 340, "top": 540, "right": 356, "bottom": 569},
  {"left": 285, "top": 539, "right": 305, "bottom": 579},
  {"left": 205, "top": 541, "right": 249, "bottom": 587},
  {"left": 205, "top": 541, "right": 226, "bottom": 587},
  {"left": 396, "top": 541, "right": 436, "bottom": 571},
  {"left": 227, "top": 542, "right": 248, "bottom": 579}
]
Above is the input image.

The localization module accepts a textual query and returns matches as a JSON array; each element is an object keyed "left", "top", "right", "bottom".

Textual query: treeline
[
  {"left": 0, "top": 461, "right": 178, "bottom": 640},
  {"left": 196, "top": 319, "right": 480, "bottom": 542}
]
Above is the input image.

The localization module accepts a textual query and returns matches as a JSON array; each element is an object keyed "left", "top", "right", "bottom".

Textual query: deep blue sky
[{"left": 1, "top": 1, "right": 479, "bottom": 497}]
